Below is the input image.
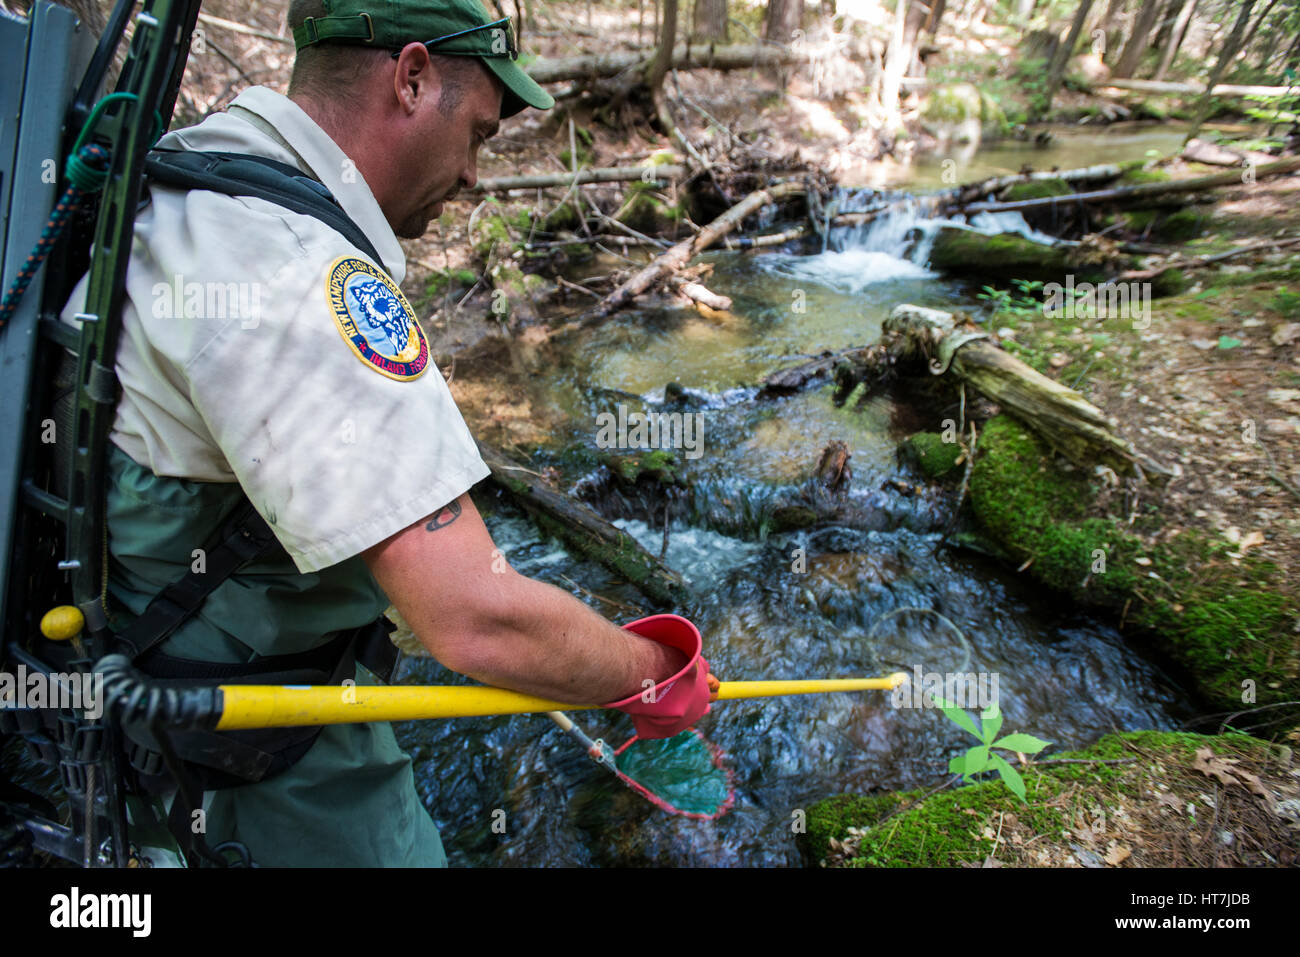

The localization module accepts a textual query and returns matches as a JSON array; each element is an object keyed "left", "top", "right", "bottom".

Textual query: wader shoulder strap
[
  {"left": 142, "top": 148, "right": 388, "bottom": 272},
  {"left": 113, "top": 499, "right": 279, "bottom": 661}
]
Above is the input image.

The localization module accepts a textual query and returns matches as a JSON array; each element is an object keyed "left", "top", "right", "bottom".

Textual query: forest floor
[{"left": 806, "top": 731, "right": 1300, "bottom": 867}]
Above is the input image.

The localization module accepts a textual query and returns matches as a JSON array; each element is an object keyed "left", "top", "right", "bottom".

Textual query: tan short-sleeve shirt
[{"left": 61, "top": 87, "right": 488, "bottom": 573}]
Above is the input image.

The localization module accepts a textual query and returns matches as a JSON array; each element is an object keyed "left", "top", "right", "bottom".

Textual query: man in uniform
[{"left": 58, "top": 0, "right": 713, "bottom": 866}]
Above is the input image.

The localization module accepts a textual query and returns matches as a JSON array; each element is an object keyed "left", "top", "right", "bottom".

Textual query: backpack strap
[
  {"left": 113, "top": 499, "right": 280, "bottom": 662},
  {"left": 142, "top": 148, "right": 388, "bottom": 271}
]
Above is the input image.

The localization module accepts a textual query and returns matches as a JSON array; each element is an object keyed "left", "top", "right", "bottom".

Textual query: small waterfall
[{"left": 816, "top": 185, "right": 1056, "bottom": 270}]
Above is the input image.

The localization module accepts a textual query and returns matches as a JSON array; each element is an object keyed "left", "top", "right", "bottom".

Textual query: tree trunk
[
  {"left": 959, "top": 154, "right": 1300, "bottom": 215},
  {"left": 1152, "top": 0, "right": 1185, "bottom": 52},
  {"left": 646, "top": 0, "right": 680, "bottom": 93},
  {"left": 878, "top": 0, "right": 911, "bottom": 128},
  {"left": 1101, "top": 75, "right": 1295, "bottom": 96},
  {"left": 1016, "top": 0, "right": 1038, "bottom": 21},
  {"left": 765, "top": 0, "right": 804, "bottom": 43},
  {"left": 1278, "top": 31, "right": 1300, "bottom": 74},
  {"left": 525, "top": 42, "right": 817, "bottom": 84},
  {"left": 1044, "top": 0, "right": 1096, "bottom": 112},
  {"left": 902, "top": 0, "right": 929, "bottom": 73},
  {"left": 1184, "top": 0, "right": 1258, "bottom": 144},
  {"left": 1112, "top": 0, "right": 1163, "bottom": 77},
  {"left": 694, "top": 0, "right": 728, "bottom": 41},
  {"left": 927, "top": 0, "right": 949, "bottom": 34},
  {"left": 1153, "top": 0, "right": 1196, "bottom": 81}
]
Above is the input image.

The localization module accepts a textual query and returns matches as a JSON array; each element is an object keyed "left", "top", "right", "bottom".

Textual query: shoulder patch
[{"left": 326, "top": 257, "right": 429, "bottom": 381}]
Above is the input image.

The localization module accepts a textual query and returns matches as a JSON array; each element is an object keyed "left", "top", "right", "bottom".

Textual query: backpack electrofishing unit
[{"left": 0, "top": 0, "right": 397, "bottom": 868}]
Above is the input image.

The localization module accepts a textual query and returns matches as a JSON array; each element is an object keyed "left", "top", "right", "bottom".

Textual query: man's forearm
[{"left": 450, "top": 571, "right": 685, "bottom": 703}]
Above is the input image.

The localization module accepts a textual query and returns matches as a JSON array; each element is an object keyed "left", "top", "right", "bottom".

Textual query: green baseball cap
[{"left": 292, "top": 0, "right": 554, "bottom": 118}]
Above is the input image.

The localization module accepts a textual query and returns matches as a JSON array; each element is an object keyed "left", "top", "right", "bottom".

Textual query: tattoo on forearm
[{"left": 425, "top": 500, "right": 462, "bottom": 531}]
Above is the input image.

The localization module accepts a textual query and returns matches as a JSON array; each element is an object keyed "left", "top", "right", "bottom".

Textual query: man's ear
[{"left": 392, "top": 42, "right": 434, "bottom": 115}]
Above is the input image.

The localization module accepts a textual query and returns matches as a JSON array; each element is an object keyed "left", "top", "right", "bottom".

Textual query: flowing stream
[{"left": 397, "top": 131, "right": 1195, "bottom": 867}]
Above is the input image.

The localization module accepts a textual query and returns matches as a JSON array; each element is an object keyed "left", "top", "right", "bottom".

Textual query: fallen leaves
[
  {"left": 1105, "top": 844, "right": 1132, "bottom": 866},
  {"left": 1191, "top": 747, "right": 1277, "bottom": 810}
]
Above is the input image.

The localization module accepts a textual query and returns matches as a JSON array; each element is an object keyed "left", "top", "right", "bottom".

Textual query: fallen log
[
  {"left": 525, "top": 42, "right": 817, "bottom": 85},
  {"left": 961, "top": 155, "right": 1300, "bottom": 215},
  {"left": 476, "top": 441, "right": 689, "bottom": 605},
  {"left": 758, "top": 344, "right": 888, "bottom": 398},
  {"left": 474, "top": 165, "right": 686, "bottom": 193},
  {"left": 550, "top": 180, "right": 807, "bottom": 336},
  {"left": 883, "top": 305, "right": 1173, "bottom": 479},
  {"left": 196, "top": 12, "right": 293, "bottom": 44},
  {"left": 672, "top": 278, "right": 732, "bottom": 311},
  {"left": 944, "top": 163, "right": 1128, "bottom": 209},
  {"left": 1099, "top": 77, "right": 1299, "bottom": 98}
]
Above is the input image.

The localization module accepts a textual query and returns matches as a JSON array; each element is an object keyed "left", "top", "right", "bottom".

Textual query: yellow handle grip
[{"left": 214, "top": 674, "right": 908, "bottom": 731}]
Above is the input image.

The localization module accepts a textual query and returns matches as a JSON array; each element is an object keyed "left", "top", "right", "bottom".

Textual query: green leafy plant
[
  {"left": 1272, "top": 290, "right": 1300, "bottom": 318},
  {"left": 936, "top": 697, "right": 1050, "bottom": 801},
  {"left": 978, "top": 279, "right": 1042, "bottom": 317}
]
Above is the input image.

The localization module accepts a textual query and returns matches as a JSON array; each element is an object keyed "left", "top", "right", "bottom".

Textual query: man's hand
[
  {"left": 362, "top": 493, "right": 705, "bottom": 706},
  {"left": 603, "top": 614, "right": 713, "bottom": 739}
]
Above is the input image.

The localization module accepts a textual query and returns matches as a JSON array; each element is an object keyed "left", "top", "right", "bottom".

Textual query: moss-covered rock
[
  {"left": 969, "top": 416, "right": 1135, "bottom": 604},
  {"left": 1149, "top": 267, "right": 1190, "bottom": 297},
  {"left": 602, "top": 448, "right": 684, "bottom": 487},
  {"left": 1117, "top": 207, "right": 1207, "bottom": 242},
  {"left": 473, "top": 207, "right": 515, "bottom": 257},
  {"left": 617, "top": 180, "right": 685, "bottom": 234},
  {"left": 900, "top": 431, "right": 964, "bottom": 478},
  {"left": 923, "top": 82, "right": 982, "bottom": 125},
  {"left": 559, "top": 124, "right": 595, "bottom": 168},
  {"left": 424, "top": 267, "right": 478, "bottom": 300}
]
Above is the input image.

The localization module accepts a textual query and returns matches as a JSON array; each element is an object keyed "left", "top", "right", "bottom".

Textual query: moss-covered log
[
  {"left": 968, "top": 415, "right": 1300, "bottom": 712},
  {"left": 961, "top": 155, "right": 1300, "bottom": 216},
  {"left": 926, "top": 227, "right": 1122, "bottom": 283}
]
